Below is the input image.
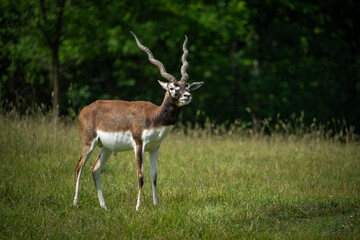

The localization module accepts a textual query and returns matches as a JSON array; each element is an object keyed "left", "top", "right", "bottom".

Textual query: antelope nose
[{"left": 183, "top": 93, "right": 191, "bottom": 99}]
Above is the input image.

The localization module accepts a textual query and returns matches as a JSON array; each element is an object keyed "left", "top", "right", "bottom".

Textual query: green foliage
[
  {"left": 1, "top": 0, "right": 359, "bottom": 131},
  {"left": 1, "top": 115, "right": 360, "bottom": 238}
]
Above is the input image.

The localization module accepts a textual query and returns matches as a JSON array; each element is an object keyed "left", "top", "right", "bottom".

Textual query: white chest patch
[
  {"left": 142, "top": 125, "right": 174, "bottom": 152},
  {"left": 97, "top": 130, "right": 135, "bottom": 152}
]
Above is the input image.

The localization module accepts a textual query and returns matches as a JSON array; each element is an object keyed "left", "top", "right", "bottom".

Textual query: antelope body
[{"left": 73, "top": 32, "right": 203, "bottom": 210}]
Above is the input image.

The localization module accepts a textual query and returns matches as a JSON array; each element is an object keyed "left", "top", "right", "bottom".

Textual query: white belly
[
  {"left": 142, "top": 125, "right": 174, "bottom": 152},
  {"left": 97, "top": 130, "right": 135, "bottom": 152},
  {"left": 96, "top": 125, "right": 173, "bottom": 153}
]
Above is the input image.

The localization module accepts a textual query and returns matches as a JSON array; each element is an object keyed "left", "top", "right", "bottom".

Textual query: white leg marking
[
  {"left": 149, "top": 146, "right": 160, "bottom": 206},
  {"left": 135, "top": 144, "right": 145, "bottom": 211},
  {"left": 73, "top": 138, "right": 98, "bottom": 207},
  {"left": 136, "top": 190, "right": 142, "bottom": 211},
  {"left": 93, "top": 147, "right": 112, "bottom": 209},
  {"left": 142, "top": 144, "right": 146, "bottom": 182}
]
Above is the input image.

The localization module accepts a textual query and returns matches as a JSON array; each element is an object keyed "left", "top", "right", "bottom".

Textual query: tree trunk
[
  {"left": 345, "top": 0, "right": 357, "bottom": 129},
  {"left": 231, "top": 41, "right": 240, "bottom": 120},
  {"left": 52, "top": 48, "right": 60, "bottom": 118},
  {"left": 39, "top": 0, "right": 65, "bottom": 119}
]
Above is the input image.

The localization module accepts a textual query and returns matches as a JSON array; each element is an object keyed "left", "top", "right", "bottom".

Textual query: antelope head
[{"left": 130, "top": 31, "right": 204, "bottom": 107}]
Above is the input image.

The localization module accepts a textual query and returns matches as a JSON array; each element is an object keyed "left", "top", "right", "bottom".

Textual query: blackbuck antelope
[{"left": 73, "top": 32, "right": 203, "bottom": 210}]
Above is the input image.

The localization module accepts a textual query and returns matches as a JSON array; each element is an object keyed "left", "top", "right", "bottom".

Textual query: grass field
[{"left": 1, "top": 114, "right": 359, "bottom": 239}]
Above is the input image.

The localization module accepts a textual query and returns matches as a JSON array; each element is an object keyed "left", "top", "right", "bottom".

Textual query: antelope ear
[
  {"left": 158, "top": 80, "right": 169, "bottom": 91},
  {"left": 189, "top": 82, "right": 204, "bottom": 90}
]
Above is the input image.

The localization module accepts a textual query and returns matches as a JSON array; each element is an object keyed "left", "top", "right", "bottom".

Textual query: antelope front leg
[
  {"left": 149, "top": 146, "right": 160, "bottom": 206},
  {"left": 135, "top": 143, "right": 145, "bottom": 211}
]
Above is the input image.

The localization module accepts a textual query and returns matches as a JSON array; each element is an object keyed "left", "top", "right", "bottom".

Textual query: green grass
[{"left": 1, "top": 114, "right": 359, "bottom": 239}]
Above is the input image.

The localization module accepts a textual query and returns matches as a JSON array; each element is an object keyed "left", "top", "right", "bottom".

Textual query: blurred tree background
[{"left": 1, "top": 0, "right": 359, "bottom": 132}]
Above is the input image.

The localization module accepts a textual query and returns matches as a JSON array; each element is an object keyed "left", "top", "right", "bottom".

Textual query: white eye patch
[{"left": 169, "top": 83, "right": 180, "bottom": 96}]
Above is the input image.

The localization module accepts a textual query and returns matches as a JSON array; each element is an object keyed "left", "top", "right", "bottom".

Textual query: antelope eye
[{"left": 169, "top": 87, "right": 175, "bottom": 91}]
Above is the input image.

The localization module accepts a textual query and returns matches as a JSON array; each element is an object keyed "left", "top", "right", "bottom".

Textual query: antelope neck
[{"left": 153, "top": 92, "right": 181, "bottom": 127}]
